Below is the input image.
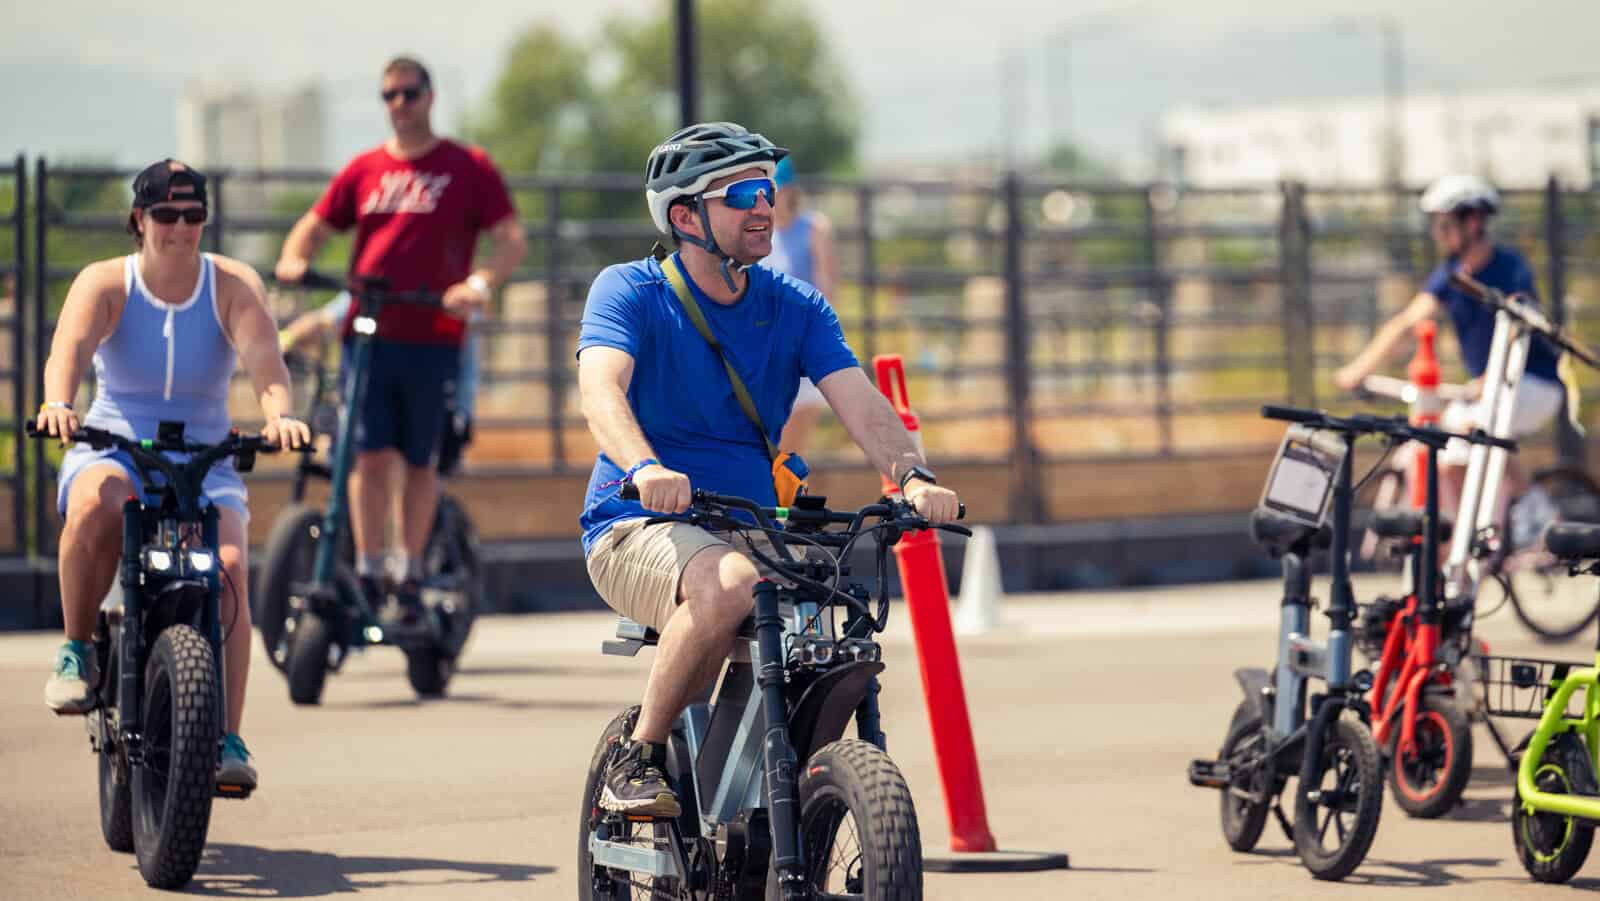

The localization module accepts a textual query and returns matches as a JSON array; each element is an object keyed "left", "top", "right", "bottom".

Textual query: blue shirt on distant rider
[
  {"left": 1422, "top": 244, "right": 1560, "bottom": 383},
  {"left": 576, "top": 253, "right": 858, "bottom": 555}
]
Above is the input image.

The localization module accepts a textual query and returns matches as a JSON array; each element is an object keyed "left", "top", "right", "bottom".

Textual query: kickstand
[{"left": 1272, "top": 800, "right": 1294, "bottom": 843}]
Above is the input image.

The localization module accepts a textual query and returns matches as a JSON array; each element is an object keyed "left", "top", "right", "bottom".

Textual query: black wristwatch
[{"left": 898, "top": 464, "right": 938, "bottom": 493}]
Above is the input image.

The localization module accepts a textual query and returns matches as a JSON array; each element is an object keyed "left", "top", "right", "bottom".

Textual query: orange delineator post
[
  {"left": 874, "top": 354, "right": 998, "bottom": 854},
  {"left": 1407, "top": 321, "right": 1442, "bottom": 509}
]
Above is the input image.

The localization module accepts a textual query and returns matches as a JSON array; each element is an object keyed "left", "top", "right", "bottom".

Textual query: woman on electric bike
[{"left": 37, "top": 159, "right": 310, "bottom": 792}]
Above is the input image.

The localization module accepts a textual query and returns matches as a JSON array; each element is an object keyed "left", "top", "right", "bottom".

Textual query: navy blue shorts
[{"left": 342, "top": 340, "right": 460, "bottom": 468}]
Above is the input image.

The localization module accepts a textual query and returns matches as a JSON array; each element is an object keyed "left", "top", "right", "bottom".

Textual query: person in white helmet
[{"left": 1336, "top": 174, "right": 1564, "bottom": 514}]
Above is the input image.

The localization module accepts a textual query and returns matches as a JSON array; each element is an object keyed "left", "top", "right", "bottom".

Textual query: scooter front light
[
  {"left": 186, "top": 550, "right": 215, "bottom": 573},
  {"left": 143, "top": 549, "right": 175, "bottom": 573}
]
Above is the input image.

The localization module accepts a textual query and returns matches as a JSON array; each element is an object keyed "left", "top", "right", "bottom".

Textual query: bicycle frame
[
  {"left": 1443, "top": 304, "right": 1532, "bottom": 601},
  {"left": 1366, "top": 441, "right": 1452, "bottom": 757},
  {"left": 588, "top": 490, "right": 958, "bottom": 893}
]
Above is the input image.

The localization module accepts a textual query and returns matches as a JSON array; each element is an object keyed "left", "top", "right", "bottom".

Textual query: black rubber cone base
[{"left": 923, "top": 849, "right": 1070, "bottom": 873}]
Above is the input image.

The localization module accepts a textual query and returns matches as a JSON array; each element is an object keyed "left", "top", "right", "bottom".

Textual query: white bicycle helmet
[{"left": 1419, "top": 174, "right": 1500, "bottom": 216}]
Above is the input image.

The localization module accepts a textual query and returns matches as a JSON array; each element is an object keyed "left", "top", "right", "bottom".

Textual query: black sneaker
[{"left": 600, "top": 740, "right": 681, "bottom": 818}]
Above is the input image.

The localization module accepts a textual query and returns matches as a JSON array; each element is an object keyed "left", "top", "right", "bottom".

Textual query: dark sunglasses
[
  {"left": 701, "top": 177, "right": 777, "bottom": 211},
  {"left": 381, "top": 86, "right": 426, "bottom": 104},
  {"left": 147, "top": 207, "right": 208, "bottom": 225}
]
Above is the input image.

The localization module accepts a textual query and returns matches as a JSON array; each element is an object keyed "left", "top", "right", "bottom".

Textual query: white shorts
[{"left": 1439, "top": 376, "right": 1564, "bottom": 465}]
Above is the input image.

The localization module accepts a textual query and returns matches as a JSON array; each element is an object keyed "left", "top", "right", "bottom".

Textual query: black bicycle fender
[{"left": 788, "top": 661, "right": 887, "bottom": 762}]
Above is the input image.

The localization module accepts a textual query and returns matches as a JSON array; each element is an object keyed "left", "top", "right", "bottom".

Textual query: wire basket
[{"left": 1476, "top": 654, "right": 1593, "bottom": 720}]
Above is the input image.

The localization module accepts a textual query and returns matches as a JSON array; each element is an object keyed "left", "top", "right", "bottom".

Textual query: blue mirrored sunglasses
[{"left": 701, "top": 177, "right": 777, "bottom": 210}]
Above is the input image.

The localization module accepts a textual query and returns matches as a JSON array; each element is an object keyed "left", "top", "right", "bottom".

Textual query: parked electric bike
[
  {"left": 31, "top": 421, "right": 275, "bottom": 889},
  {"left": 1355, "top": 418, "right": 1517, "bottom": 818},
  {"left": 579, "top": 485, "right": 968, "bottom": 900},
  {"left": 258, "top": 271, "right": 476, "bottom": 704},
  {"left": 1189, "top": 404, "right": 1513, "bottom": 880},
  {"left": 1478, "top": 522, "right": 1600, "bottom": 882}
]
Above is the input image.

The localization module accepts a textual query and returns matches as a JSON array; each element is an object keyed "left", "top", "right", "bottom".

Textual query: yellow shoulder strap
[{"left": 660, "top": 254, "right": 780, "bottom": 461}]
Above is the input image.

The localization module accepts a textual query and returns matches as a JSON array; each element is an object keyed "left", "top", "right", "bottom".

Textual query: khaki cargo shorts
[
  {"left": 585, "top": 517, "right": 800, "bottom": 631},
  {"left": 585, "top": 518, "right": 733, "bottom": 631}
]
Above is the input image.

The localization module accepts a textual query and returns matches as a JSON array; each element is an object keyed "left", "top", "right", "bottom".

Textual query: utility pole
[{"left": 676, "top": 0, "right": 698, "bottom": 125}]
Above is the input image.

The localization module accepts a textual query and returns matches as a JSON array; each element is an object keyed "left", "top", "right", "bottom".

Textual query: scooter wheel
[
  {"left": 1294, "top": 716, "right": 1383, "bottom": 880},
  {"left": 1513, "top": 731, "right": 1596, "bottom": 883},
  {"left": 1219, "top": 700, "right": 1272, "bottom": 852},
  {"left": 286, "top": 611, "right": 334, "bottom": 706},
  {"left": 1389, "top": 693, "right": 1473, "bottom": 819}
]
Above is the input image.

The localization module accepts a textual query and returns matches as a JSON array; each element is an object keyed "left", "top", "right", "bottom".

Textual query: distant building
[
  {"left": 1161, "top": 86, "right": 1600, "bottom": 188},
  {"left": 175, "top": 82, "right": 325, "bottom": 258},
  {"left": 178, "top": 82, "right": 326, "bottom": 171}
]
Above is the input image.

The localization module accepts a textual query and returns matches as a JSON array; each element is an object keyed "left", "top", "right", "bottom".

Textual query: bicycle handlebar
[
  {"left": 1261, "top": 404, "right": 1517, "bottom": 452},
  {"left": 617, "top": 483, "right": 969, "bottom": 535},
  {"left": 26, "top": 422, "right": 278, "bottom": 502},
  {"left": 269, "top": 270, "right": 445, "bottom": 308},
  {"left": 1355, "top": 374, "right": 1472, "bottom": 404},
  {"left": 1447, "top": 271, "right": 1600, "bottom": 368}
]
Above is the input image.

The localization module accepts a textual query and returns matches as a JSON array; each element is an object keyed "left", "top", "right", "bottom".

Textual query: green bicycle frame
[{"left": 1518, "top": 660, "right": 1600, "bottom": 819}]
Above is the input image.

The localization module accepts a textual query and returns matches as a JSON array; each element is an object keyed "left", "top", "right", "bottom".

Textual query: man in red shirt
[{"left": 275, "top": 55, "right": 525, "bottom": 613}]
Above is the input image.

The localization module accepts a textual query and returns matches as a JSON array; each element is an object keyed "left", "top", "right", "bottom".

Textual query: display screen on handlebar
[{"left": 1260, "top": 426, "right": 1345, "bottom": 527}]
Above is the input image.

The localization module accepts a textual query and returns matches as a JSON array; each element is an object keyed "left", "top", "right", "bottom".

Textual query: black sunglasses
[
  {"left": 147, "top": 207, "right": 208, "bottom": 225},
  {"left": 381, "top": 86, "right": 426, "bottom": 103}
]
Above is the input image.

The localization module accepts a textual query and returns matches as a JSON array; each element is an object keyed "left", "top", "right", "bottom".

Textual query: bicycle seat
[
  {"left": 1251, "top": 509, "right": 1331, "bottom": 553},
  {"left": 1545, "top": 522, "right": 1600, "bottom": 560},
  {"left": 1369, "top": 508, "right": 1453, "bottom": 543}
]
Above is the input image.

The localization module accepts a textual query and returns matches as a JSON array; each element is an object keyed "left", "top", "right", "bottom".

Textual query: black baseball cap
[{"left": 131, "top": 159, "right": 208, "bottom": 208}]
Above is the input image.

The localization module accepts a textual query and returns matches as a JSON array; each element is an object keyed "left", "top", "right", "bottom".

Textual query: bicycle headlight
[
  {"left": 143, "top": 549, "right": 175, "bottom": 573},
  {"left": 186, "top": 550, "right": 215, "bottom": 574}
]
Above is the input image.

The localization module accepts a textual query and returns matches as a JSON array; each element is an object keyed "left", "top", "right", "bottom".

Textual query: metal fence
[{"left": 11, "top": 157, "right": 1600, "bottom": 551}]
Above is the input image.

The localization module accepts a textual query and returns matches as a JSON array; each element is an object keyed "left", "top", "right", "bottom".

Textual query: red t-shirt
[{"left": 313, "top": 139, "right": 515, "bottom": 345}]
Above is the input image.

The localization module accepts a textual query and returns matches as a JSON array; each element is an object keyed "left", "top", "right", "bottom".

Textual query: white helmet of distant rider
[{"left": 1420, "top": 174, "right": 1498, "bottom": 255}]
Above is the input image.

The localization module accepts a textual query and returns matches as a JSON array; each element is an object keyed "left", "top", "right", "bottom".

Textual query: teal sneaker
[
  {"left": 217, "top": 733, "right": 258, "bottom": 794},
  {"left": 44, "top": 640, "right": 96, "bottom": 715}
]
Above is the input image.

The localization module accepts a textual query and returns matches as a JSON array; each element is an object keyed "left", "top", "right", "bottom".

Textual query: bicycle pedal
[{"left": 215, "top": 782, "right": 255, "bottom": 800}]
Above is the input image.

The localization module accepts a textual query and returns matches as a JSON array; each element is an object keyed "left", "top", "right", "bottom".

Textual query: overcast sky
[{"left": 7, "top": 0, "right": 1599, "bottom": 172}]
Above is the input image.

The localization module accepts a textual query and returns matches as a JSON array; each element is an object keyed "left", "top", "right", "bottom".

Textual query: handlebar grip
[
  {"left": 619, "top": 482, "right": 640, "bottom": 501},
  {"left": 270, "top": 270, "right": 344, "bottom": 292},
  {"left": 1448, "top": 270, "right": 1488, "bottom": 299},
  {"left": 1261, "top": 404, "right": 1319, "bottom": 423},
  {"left": 1467, "top": 429, "right": 1518, "bottom": 452}
]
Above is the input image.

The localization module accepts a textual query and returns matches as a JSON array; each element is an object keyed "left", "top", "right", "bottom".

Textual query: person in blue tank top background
[
  {"left": 35, "top": 160, "right": 311, "bottom": 792},
  {"left": 764, "top": 156, "right": 839, "bottom": 455}
]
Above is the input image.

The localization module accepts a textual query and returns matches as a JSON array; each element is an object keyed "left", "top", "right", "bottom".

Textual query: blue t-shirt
[
  {"left": 1422, "top": 245, "right": 1560, "bottom": 383},
  {"left": 575, "top": 254, "right": 859, "bottom": 554}
]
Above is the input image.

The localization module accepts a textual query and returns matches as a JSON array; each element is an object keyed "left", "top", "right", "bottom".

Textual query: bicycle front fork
[{"left": 753, "top": 580, "right": 808, "bottom": 896}]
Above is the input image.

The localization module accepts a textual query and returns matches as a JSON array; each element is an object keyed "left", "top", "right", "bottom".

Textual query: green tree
[{"left": 479, "top": 0, "right": 860, "bottom": 180}]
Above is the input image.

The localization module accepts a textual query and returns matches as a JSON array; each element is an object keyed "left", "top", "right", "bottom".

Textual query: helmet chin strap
[{"left": 672, "top": 202, "right": 749, "bottom": 294}]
